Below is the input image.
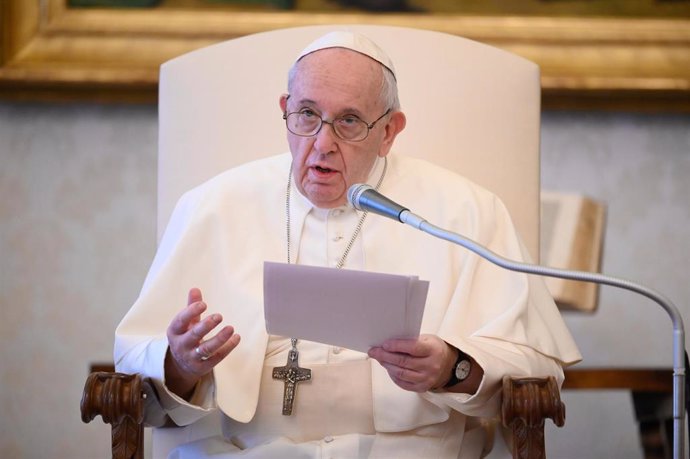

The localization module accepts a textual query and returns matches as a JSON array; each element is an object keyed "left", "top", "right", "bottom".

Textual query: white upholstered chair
[
  {"left": 81, "top": 25, "right": 561, "bottom": 459},
  {"left": 157, "top": 25, "right": 541, "bottom": 259}
]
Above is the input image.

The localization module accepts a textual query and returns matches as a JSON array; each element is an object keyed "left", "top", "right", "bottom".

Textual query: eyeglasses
[{"left": 283, "top": 108, "right": 391, "bottom": 142}]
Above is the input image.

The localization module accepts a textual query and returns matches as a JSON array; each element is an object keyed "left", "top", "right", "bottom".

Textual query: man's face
[{"left": 280, "top": 48, "right": 404, "bottom": 209}]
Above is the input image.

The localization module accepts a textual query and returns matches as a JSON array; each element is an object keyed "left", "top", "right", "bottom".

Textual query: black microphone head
[{"left": 347, "top": 183, "right": 373, "bottom": 211}]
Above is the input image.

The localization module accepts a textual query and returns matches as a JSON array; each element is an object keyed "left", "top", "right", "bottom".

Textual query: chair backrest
[
  {"left": 155, "top": 24, "right": 543, "bottom": 457},
  {"left": 158, "top": 24, "right": 542, "bottom": 261}
]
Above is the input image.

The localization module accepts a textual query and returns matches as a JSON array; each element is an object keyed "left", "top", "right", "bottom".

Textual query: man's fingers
[
  {"left": 379, "top": 363, "right": 430, "bottom": 393},
  {"left": 371, "top": 349, "right": 420, "bottom": 378},
  {"left": 168, "top": 300, "right": 207, "bottom": 335},
  {"left": 180, "top": 313, "right": 223, "bottom": 348},
  {"left": 165, "top": 289, "right": 240, "bottom": 384},
  {"left": 369, "top": 347, "right": 414, "bottom": 369},
  {"left": 380, "top": 362, "right": 423, "bottom": 383},
  {"left": 188, "top": 287, "right": 203, "bottom": 306},
  {"left": 192, "top": 326, "right": 240, "bottom": 364},
  {"left": 168, "top": 288, "right": 207, "bottom": 337},
  {"left": 381, "top": 338, "right": 431, "bottom": 357},
  {"left": 370, "top": 340, "right": 445, "bottom": 392}
]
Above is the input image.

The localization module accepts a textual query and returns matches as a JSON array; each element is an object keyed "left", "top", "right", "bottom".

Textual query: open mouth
[{"left": 314, "top": 166, "right": 335, "bottom": 173}]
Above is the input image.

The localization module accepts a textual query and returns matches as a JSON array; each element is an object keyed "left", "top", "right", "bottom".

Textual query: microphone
[
  {"left": 346, "top": 183, "right": 686, "bottom": 459},
  {"left": 347, "top": 184, "right": 409, "bottom": 222}
]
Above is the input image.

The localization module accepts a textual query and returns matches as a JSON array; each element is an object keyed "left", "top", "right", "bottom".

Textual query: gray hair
[{"left": 287, "top": 54, "right": 400, "bottom": 112}]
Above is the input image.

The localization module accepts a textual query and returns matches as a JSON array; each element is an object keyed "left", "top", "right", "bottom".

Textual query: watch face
[{"left": 455, "top": 359, "right": 471, "bottom": 381}]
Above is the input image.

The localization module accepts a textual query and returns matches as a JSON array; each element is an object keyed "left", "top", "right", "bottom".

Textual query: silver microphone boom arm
[
  {"left": 349, "top": 183, "right": 685, "bottom": 459},
  {"left": 399, "top": 208, "right": 686, "bottom": 459}
]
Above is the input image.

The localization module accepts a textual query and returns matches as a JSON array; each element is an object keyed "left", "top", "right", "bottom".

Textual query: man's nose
[{"left": 313, "top": 121, "right": 339, "bottom": 153}]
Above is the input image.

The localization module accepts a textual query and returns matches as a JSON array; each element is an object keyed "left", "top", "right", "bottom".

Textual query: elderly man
[{"left": 115, "top": 31, "right": 580, "bottom": 458}]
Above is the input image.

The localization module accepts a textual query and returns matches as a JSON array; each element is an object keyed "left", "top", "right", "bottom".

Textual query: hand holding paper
[{"left": 263, "top": 262, "right": 429, "bottom": 353}]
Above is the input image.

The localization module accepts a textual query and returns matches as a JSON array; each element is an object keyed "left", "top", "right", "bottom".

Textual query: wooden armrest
[
  {"left": 80, "top": 371, "right": 564, "bottom": 459},
  {"left": 81, "top": 372, "right": 147, "bottom": 459},
  {"left": 501, "top": 376, "right": 565, "bottom": 459}
]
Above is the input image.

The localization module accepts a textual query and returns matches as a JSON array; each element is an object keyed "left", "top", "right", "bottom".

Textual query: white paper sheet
[{"left": 263, "top": 261, "right": 429, "bottom": 353}]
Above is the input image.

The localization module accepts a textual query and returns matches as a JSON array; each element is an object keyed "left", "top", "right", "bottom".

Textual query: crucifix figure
[{"left": 272, "top": 338, "right": 312, "bottom": 415}]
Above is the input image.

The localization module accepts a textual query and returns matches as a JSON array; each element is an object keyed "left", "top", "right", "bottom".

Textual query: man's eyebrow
[
  {"left": 332, "top": 107, "right": 367, "bottom": 119},
  {"left": 291, "top": 98, "right": 317, "bottom": 106},
  {"left": 290, "top": 98, "right": 365, "bottom": 117}
]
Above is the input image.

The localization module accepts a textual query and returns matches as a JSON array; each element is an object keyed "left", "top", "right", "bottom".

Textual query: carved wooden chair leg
[
  {"left": 81, "top": 372, "right": 147, "bottom": 459},
  {"left": 502, "top": 376, "right": 565, "bottom": 459}
]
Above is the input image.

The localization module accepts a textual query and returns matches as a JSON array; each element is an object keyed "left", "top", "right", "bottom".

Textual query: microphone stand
[{"left": 398, "top": 210, "right": 686, "bottom": 459}]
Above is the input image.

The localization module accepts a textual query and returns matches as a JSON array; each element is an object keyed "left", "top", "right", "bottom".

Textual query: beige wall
[
  {"left": 0, "top": 103, "right": 158, "bottom": 458},
  {"left": 0, "top": 102, "right": 688, "bottom": 458}
]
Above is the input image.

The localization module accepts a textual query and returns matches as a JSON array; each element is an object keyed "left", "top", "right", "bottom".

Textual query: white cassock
[{"left": 115, "top": 153, "right": 581, "bottom": 458}]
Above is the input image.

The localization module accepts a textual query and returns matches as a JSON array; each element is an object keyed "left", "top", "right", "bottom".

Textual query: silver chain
[
  {"left": 286, "top": 156, "right": 388, "bottom": 268},
  {"left": 283, "top": 157, "right": 388, "bottom": 373}
]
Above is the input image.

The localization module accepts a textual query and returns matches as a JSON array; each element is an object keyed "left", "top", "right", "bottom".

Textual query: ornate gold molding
[{"left": 2, "top": 0, "right": 689, "bottom": 110}]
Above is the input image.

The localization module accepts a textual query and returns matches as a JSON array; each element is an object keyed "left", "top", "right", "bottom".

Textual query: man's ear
[
  {"left": 379, "top": 111, "right": 407, "bottom": 157},
  {"left": 279, "top": 94, "right": 289, "bottom": 113}
]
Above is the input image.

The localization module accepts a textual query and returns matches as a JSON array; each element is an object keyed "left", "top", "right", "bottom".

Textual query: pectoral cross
[{"left": 272, "top": 338, "right": 311, "bottom": 415}]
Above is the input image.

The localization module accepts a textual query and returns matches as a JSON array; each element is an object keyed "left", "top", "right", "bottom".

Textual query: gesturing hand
[
  {"left": 368, "top": 334, "right": 457, "bottom": 393},
  {"left": 165, "top": 288, "right": 241, "bottom": 400}
]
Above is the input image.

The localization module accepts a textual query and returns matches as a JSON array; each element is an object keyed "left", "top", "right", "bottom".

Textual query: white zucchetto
[{"left": 295, "top": 30, "right": 396, "bottom": 79}]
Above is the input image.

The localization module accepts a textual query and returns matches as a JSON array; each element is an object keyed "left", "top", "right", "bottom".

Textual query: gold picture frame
[{"left": 1, "top": 0, "right": 689, "bottom": 110}]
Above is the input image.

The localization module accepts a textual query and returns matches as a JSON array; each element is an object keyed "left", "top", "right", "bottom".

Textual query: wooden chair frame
[
  {"left": 81, "top": 372, "right": 564, "bottom": 459},
  {"left": 80, "top": 25, "right": 569, "bottom": 459}
]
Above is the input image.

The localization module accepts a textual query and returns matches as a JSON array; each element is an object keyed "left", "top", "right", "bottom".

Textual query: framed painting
[{"left": 1, "top": 0, "right": 688, "bottom": 110}]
